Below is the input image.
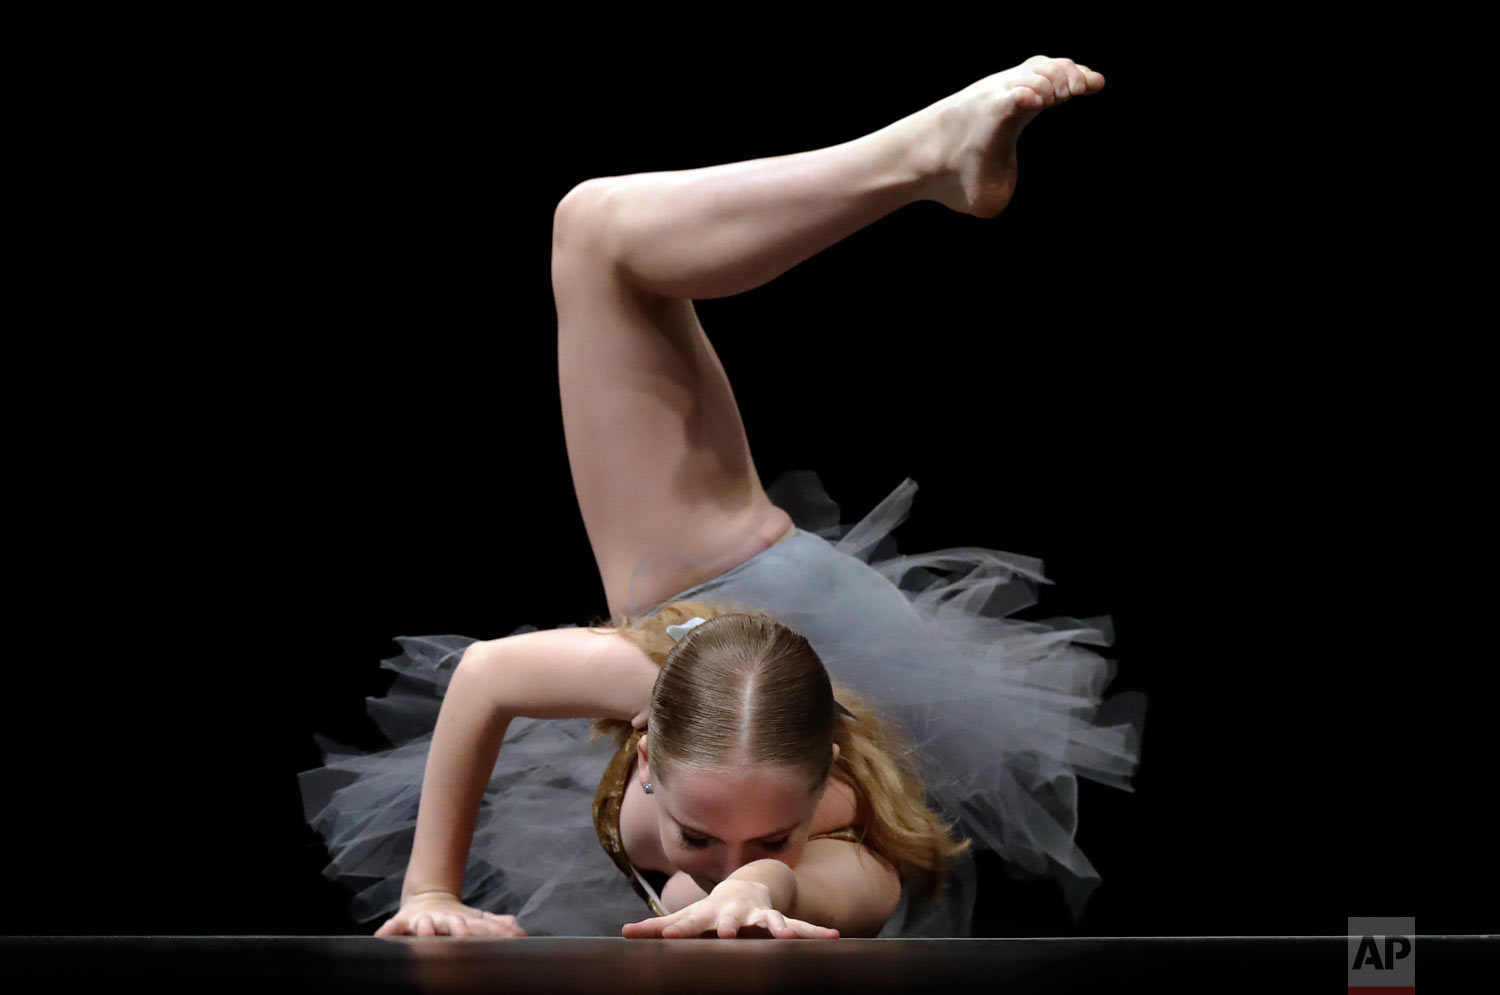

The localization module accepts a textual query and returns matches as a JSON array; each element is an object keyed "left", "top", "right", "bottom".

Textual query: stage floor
[{"left": 3, "top": 935, "right": 1493, "bottom": 993}]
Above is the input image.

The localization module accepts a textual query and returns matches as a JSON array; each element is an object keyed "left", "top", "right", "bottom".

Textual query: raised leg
[
  {"left": 551, "top": 236, "right": 797, "bottom": 623},
  {"left": 584, "top": 56, "right": 1105, "bottom": 298},
  {"left": 551, "top": 57, "right": 1103, "bottom": 621}
]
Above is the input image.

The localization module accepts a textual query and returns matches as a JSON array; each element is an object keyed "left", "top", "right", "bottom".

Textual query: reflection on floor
[{"left": 2, "top": 935, "right": 1495, "bottom": 994}]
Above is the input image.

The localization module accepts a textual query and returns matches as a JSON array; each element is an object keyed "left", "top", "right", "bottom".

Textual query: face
[{"left": 639, "top": 736, "right": 839, "bottom": 894}]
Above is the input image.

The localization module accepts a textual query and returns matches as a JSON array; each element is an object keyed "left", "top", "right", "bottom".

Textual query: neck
[{"left": 623, "top": 750, "right": 675, "bottom": 873}]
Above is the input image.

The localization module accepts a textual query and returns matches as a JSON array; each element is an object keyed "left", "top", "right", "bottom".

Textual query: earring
[{"left": 643, "top": 782, "right": 654, "bottom": 794}]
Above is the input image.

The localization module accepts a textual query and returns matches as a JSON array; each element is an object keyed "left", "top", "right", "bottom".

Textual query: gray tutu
[{"left": 297, "top": 469, "right": 1147, "bottom": 936}]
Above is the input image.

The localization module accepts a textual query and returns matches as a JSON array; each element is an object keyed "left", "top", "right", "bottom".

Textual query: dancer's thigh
[{"left": 552, "top": 185, "right": 791, "bottom": 620}]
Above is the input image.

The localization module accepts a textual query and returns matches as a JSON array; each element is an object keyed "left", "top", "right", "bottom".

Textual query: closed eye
[{"left": 678, "top": 832, "right": 790, "bottom": 851}]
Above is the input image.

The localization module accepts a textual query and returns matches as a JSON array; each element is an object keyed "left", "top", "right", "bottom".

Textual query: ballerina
[{"left": 299, "top": 55, "right": 1145, "bottom": 940}]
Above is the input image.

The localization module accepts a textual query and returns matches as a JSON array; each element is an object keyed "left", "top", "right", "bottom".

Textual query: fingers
[
  {"left": 626, "top": 907, "right": 837, "bottom": 941},
  {"left": 742, "top": 911, "right": 790, "bottom": 939},
  {"left": 377, "top": 911, "right": 523, "bottom": 938},
  {"left": 441, "top": 914, "right": 513, "bottom": 937},
  {"left": 624, "top": 914, "right": 682, "bottom": 938},
  {"left": 781, "top": 915, "right": 839, "bottom": 939},
  {"left": 486, "top": 913, "right": 527, "bottom": 937}
]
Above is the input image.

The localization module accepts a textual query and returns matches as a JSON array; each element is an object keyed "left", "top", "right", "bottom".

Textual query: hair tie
[
  {"left": 664, "top": 616, "right": 710, "bottom": 641},
  {"left": 664, "top": 615, "right": 857, "bottom": 721}
]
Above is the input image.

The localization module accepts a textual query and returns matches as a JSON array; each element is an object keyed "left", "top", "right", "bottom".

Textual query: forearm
[
  {"left": 724, "top": 854, "right": 897, "bottom": 937},
  {"left": 400, "top": 647, "right": 514, "bottom": 904},
  {"left": 723, "top": 858, "right": 798, "bottom": 915},
  {"left": 577, "top": 109, "right": 938, "bottom": 301}
]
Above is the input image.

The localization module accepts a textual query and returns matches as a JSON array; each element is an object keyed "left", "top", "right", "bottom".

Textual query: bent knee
[
  {"left": 552, "top": 178, "right": 616, "bottom": 254},
  {"left": 459, "top": 638, "right": 498, "bottom": 669}
]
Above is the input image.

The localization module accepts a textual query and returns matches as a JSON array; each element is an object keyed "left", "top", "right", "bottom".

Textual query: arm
[
  {"left": 661, "top": 870, "right": 712, "bottom": 913},
  {"left": 398, "top": 643, "right": 513, "bottom": 903},
  {"left": 725, "top": 841, "right": 903, "bottom": 938},
  {"left": 399, "top": 627, "right": 661, "bottom": 903}
]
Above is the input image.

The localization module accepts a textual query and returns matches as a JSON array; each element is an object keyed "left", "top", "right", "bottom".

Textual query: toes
[
  {"left": 1009, "top": 86, "right": 1045, "bottom": 111},
  {"left": 1028, "top": 74, "right": 1063, "bottom": 104},
  {"left": 1022, "top": 56, "right": 1068, "bottom": 99},
  {"left": 1053, "top": 57, "right": 1083, "bottom": 95},
  {"left": 1021, "top": 56, "right": 1103, "bottom": 98}
]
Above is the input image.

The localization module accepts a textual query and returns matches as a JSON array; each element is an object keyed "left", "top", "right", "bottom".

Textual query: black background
[{"left": 11, "top": 15, "right": 1485, "bottom": 938}]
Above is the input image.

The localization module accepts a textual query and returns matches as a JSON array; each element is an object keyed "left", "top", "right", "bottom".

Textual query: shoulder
[{"left": 809, "top": 771, "right": 861, "bottom": 838}]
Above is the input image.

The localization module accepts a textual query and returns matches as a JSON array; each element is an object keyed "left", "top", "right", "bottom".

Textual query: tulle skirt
[{"left": 297, "top": 469, "right": 1147, "bottom": 936}]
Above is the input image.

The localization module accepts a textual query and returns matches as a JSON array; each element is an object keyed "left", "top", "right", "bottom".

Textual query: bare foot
[{"left": 921, "top": 56, "right": 1106, "bottom": 219}]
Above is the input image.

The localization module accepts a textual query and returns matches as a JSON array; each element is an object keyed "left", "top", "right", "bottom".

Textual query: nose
[
  {"left": 710, "top": 846, "right": 748, "bottom": 882},
  {"left": 724, "top": 841, "right": 774, "bottom": 877}
]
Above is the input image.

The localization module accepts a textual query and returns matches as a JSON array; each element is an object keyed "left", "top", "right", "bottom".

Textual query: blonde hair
[{"left": 585, "top": 598, "right": 973, "bottom": 906}]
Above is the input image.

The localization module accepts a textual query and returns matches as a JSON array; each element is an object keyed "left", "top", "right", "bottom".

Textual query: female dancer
[{"left": 298, "top": 56, "right": 1146, "bottom": 940}]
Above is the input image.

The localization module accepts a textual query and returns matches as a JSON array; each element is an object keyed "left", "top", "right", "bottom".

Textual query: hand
[
  {"left": 621, "top": 879, "right": 838, "bottom": 940},
  {"left": 374, "top": 892, "right": 528, "bottom": 937}
]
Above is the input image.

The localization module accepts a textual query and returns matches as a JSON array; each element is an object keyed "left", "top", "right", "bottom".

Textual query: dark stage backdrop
[{"left": 12, "top": 17, "right": 1483, "bottom": 938}]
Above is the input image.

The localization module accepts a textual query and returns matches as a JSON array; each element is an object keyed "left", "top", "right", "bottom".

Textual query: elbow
[
  {"left": 456, "top": 640, "right": 503, "bottom": 690},
  {"left": 843, "top": 879, "right": 902, "bottom": 938},
  {"left": 791, "top": 848, "right": 903, "bottom": 938},
  {"left": 871, "top": 876, "right": 903, "bottom": 936}
]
